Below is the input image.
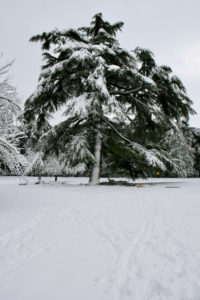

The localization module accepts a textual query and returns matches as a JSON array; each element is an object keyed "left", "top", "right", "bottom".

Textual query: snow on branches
[
  {"left": 0, "top": 56, "right": 26, "bottom": 175},
  {"left": 24, "top": 14, "right": 195, "bottom": 183}
]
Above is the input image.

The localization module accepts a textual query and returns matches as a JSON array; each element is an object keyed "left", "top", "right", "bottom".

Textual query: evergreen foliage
[
  {"left": 24, "top": 13, "right": 195, "bottom": 183},
  {"left": 182, "top": 126, "right": 200, "bottom": 176}
]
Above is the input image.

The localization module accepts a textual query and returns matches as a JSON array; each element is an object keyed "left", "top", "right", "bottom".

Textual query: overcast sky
[{"left": 1, "top": 0, "right": 200, "bottom": 126}]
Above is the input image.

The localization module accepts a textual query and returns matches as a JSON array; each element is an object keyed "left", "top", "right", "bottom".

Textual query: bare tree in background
[{"left": 0, "top": 54, "right": 26, "bottom": 175}]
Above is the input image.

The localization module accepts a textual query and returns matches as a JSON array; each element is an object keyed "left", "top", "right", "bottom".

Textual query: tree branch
[
  {"left": 101, "top": 116, "right": 132, "bottom": 144},
  {"left": 109, "top": 85, "right": 142, "bottom": 96},
  {"left": 0, "top": 96, "right": 21, "bottom": 110}
]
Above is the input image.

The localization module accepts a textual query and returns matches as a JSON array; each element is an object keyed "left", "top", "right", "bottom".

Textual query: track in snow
[{"left": 0, "top": 177, "right": 200, "bottom": 300}]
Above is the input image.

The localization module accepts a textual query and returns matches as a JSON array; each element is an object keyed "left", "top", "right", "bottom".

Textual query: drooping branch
[
  {"left": 102, "top": 116, "right": 132, "bottom": 145},
  {"left": 109, "top": 85, "right": 142, "bottom": 96},
  {"left": 102, "top": 116, "right": 166, "bottom": 171},
  {"left": 0, "top": 96, "right": 21, "bottom": 110}
]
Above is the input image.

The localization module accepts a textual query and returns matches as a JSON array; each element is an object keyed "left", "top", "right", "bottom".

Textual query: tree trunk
[
  {"left": 89, "top": 123, "right": 102, "bottom": 185},
  {"left": 55, "top": 175, "right": 58, "bottom": 182}
]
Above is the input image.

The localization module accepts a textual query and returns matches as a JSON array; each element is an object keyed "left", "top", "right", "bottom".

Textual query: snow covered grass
[{"left": 0, "top": 176, "right": 200, "bottom": 299}]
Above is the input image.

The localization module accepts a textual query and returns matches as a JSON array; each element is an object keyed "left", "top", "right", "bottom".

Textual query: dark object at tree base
[
  {"left": 100, "top": 179, "right": 144, "bottom": 187},
  {"left": 165, "top": 186, "right": 180, "bottom": 188}
]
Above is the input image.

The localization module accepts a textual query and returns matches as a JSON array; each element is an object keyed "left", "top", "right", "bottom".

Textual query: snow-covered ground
[{"left": 1, "top": 176, "right": 200, "bottom": 300}]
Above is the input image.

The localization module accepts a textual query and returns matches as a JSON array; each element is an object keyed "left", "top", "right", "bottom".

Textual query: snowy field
[{"left": 1, "top": 176, "right": 200, "bottom": 300}]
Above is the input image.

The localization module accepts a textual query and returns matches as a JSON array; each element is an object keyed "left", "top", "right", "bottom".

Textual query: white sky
[{"left": 1, "top": 0, "right": 200, "bottom": 127}]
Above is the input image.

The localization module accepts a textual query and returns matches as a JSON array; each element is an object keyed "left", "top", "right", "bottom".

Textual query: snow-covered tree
[
  {"left": 24, "top": 152, "right": 44, "bottom": 178},
  {"left": 160, "top": 124, "right": 195, "bottom": 177},
  {"left": 183, "top": 126, "right": 200, "bottom": 176},
  {"left": 114, "top": 48, "right": 196, "bottom": 178},
  {"left": 24, "top": 14, "right": 195, "bottom": 184},
  {"left": 25, "top": 151, "right": 65, "bottom": 182},
  {"left": 44, "top": 156, "right": 65, "bottom": 180},
  {"left": 0, "top": 57, "right": 26, "bottom": 175},
  {"left": 133, "top": 47, "right": 194, "bottom": 126}
]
